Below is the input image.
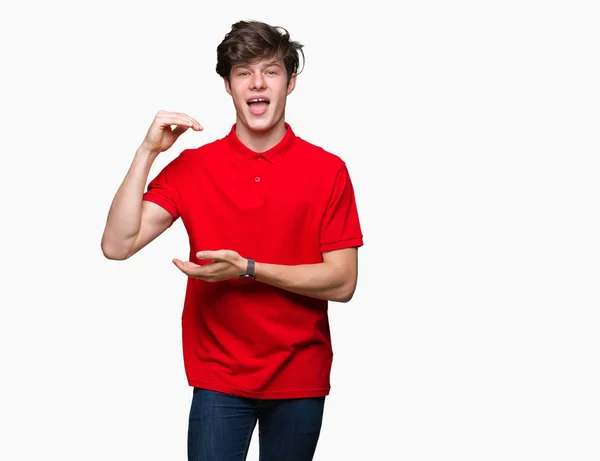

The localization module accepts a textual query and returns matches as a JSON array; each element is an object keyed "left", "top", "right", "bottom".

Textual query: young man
[{"left": 101, "top": 20, "right": 363, "bottom": 461}]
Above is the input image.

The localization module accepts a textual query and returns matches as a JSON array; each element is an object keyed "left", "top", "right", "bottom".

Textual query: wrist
[
  {"left": 237, "top": 258, "right": 247, "bottom": 276},
  {"left": 238, "top": 258, "right": 256, "bottom": 279},
  {"left": 136, "top": 144, "right": 160, "bottom": 159},
  {"left": 132, "top": 147, "right": 159, "bottom": 171}
]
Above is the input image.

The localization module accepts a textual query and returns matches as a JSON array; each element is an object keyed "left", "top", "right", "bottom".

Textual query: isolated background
[{"left": 1, "top": 0, "right": 599, "bottom": 460}]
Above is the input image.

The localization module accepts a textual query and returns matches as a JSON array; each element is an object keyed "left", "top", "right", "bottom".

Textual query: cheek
[
  {"left": 273, "top": 93, "right": 288, "bottom": 108},
  {"left": 266, "top": 87, "right": 282, "bottom": 105},
  {"left": 231, "top": 90, "right": 247, "bottom": 110}
]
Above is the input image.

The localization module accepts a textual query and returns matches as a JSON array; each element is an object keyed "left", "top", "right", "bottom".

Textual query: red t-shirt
[{"left": 143, "top": 123, "right": 363, "bottom": 399}]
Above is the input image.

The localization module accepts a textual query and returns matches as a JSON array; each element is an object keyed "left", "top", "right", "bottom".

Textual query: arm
[
  {"left": 101, "top": 154, "right": 173, "bottom": 260},
  {"left": 251, "top": 163, "right": 363, "bottom": 302},
  {"left": 254, "top": 248, "right": 358, "bottom": 302},
  {"left": 101, "top": 111, "right": 202, "bottom": 260},
  {"left": 101, "top": 149, "right": 174, "bottom": 260},
  {"left": 172, "top": 247, "right": 359, "bottom": 303}
]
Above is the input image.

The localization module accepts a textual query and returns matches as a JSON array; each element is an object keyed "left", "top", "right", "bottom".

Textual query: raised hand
[{"left": 139, "top": 110, "right": 203, "bottom": 155}]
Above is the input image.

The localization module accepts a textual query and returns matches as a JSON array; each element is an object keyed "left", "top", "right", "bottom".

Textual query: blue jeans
[{"left": 188, "top": 388, "right": 326, "bottom": 461}]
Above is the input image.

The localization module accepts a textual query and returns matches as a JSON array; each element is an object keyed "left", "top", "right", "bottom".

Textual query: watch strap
[{"left": 240, "top": 258, "right": 255, "bottom": 279}]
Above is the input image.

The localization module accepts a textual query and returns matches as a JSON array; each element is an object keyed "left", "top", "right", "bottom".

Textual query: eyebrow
[
  {"left": 234, "top": 61, "right": 283, "bottom": 71},
  {"left": 263, "top": 60, "right": 283, "bottom": 68}
]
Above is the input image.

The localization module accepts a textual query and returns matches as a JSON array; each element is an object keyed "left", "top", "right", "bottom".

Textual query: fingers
[
  {"left": 158, "top": 110, "right": 202, "bottom": 130},
  {"left": 181, "top": 260, "right": 201, "bottom": 268},
  {"left": 172, "top": 258, "right": 230, "bottom": 282},
  {"left": 173, "top": 259, "right": 202, "bottom": 276},
  {"left": 155, "top": 110, "right": 203, "bottom": 131}
]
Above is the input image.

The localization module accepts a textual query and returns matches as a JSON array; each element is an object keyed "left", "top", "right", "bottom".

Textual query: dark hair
[{"left": 216, "top": 20, "right": 304, "bottom": 83}]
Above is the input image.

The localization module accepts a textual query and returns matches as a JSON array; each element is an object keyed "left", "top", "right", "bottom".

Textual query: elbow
[
  {"left": 101, "top": 247, "right": 129, "bottom": 261},
  {"left": 331, "top": 281, "right": 357, "bottom": 303},
  {"left": 334, "top": 294, "right": 353, "bottom": 303},
  {"left": 101, "top": 239, "right": 130, "bottom": 261}
]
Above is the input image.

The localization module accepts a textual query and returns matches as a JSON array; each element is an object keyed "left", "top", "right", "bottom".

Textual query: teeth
[{"left": 249, "top": 98, "right": 268, "bottom": 103}]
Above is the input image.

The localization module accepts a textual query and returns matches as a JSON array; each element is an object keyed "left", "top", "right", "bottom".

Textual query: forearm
[
  {"left": 101, "top": 148, "right": 156, "bottom": 257},
  {"left": 253, "top": 260, "right": 356, "bottom": 303}
]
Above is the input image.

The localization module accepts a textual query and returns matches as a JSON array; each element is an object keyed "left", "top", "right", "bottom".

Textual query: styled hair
[{"left": 216, "top": 20, "right": 304, "bottom": 82}]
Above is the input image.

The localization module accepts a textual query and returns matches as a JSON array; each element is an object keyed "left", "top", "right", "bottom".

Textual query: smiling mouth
[
  {"left": 248, "top": 98, "right": 270, "bottom": 104},
  {"left": 247, "top": 98, "right": 270, "bottom": 115}
]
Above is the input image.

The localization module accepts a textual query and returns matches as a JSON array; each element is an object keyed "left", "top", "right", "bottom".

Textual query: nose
[{"left": 250, "top": 72, "right": 266, "bottom": 90}]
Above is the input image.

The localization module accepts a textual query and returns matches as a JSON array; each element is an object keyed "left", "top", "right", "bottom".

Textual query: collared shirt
[{"left": 143, "top": 123, "right": 363, "bottom": 399}]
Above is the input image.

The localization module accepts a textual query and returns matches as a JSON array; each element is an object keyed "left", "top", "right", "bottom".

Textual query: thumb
[
  {"left": 196, "top": 250, "right": 210, "bottom": 260},
  {"left": 196, "top": 250, "right": 221, "bottom": 261}
]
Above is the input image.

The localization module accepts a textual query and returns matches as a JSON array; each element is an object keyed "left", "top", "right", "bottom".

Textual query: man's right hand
[{"left": 139, "top": 110, "right": 203, "bottom": 155}]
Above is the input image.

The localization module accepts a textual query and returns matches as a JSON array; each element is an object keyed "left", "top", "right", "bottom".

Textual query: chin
[{"left": 244, "top": 118, "right": 275, "bottom": 133}]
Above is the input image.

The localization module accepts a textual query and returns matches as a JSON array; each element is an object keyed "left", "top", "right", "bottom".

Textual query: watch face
[{"left": 238, "top": 274, "right": 255, "bottom": 283}]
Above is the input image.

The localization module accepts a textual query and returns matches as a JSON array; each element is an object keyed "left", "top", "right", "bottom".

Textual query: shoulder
[
  {"left": 178, "top": 137, "right": 228, "bottom": 164},
  {"left": 292, "top": 136, "right": 347, "bottom": 172}
]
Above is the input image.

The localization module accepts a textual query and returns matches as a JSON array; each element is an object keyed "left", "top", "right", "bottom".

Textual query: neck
[{"left": 234, "top": 119, "right": 287, "bottom": 153}]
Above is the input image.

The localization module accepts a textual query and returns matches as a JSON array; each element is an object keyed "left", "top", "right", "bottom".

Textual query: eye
[
  {"left": 239, "top": 71, "right": 249, "bottom": 76},
  {"left": 266, "top": 69, "right": 277, "bottom": 75}
]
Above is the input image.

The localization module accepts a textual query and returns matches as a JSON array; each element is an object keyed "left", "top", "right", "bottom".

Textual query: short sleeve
[
  {"left": 319, "top": 162, "right": 363, "bottom": 253},
  {"left": 142, "top": 152, "right": 186, "bottom": 219}
]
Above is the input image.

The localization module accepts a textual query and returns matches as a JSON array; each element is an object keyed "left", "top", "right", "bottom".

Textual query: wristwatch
[{"left": 239, "top": 258, "right": 256, "bottom": 279}]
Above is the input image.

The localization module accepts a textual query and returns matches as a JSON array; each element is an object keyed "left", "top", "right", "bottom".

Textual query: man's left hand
[{"left": 172, "top": 250, "right": 246, "bottom": 282}]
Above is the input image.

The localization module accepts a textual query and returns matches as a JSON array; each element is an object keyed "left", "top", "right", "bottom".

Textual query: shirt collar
[{"left": 226, "top": 123, "right": 296, "bottom": 164}]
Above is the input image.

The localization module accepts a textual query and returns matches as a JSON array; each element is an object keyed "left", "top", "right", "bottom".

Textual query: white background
[{"left": 1, "top": 0, "right": 599, "bottom": 460}]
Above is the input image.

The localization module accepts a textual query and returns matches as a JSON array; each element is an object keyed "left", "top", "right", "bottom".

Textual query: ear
[
  {"left": 224, "top": 77, "right": 232, "bottom": 96},
  {"left": 286, "top": 73, "right": 297, "bottom": 95}
]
